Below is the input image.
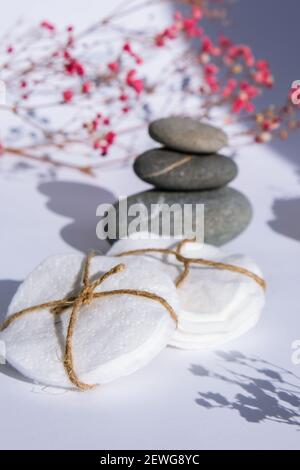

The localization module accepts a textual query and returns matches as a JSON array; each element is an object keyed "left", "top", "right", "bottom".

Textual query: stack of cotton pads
[
  {"left": 0, "top": 255, "right": 178, "bottom": 389},
  {"left": 0, "top": 237, "right": 265, "bottom": 389},
  {"left": 108, "top": 235, "right": 265, "bottom": 350}
]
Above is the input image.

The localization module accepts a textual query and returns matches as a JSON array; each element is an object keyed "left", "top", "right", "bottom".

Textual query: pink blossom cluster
[
  {"left": 155, "top": 7, "right": 273, "bottom": 118},
  {"left": 0, "top": 0, "right": 298, "bottom": 174}
]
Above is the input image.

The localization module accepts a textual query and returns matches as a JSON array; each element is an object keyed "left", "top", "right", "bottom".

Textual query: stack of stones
[{"left": 112, "top": 116, "right": 252, "bottom": 246}]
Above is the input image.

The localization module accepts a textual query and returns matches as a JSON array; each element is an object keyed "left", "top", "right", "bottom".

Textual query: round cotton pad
[
  {"left": 108, "top": 234, "right": 265, "bottom": 348},
  {"left": 0, "top": 254, "right": 178, "bottom": 388},
  {"left": 170, "top": 290, "right": 264, "bottom": 349}
]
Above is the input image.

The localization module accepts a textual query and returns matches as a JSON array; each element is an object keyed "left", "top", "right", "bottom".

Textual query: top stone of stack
[{"left": 149, "top": 116, "right": 228, "bottom": 154}]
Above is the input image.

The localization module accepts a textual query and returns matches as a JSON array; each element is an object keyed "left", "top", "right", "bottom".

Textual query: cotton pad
[
  {"left": 108, "top": 234, "right": 265, "bottom": 348},
  {"left": 0, "top": 254, "right": 178, "bottom": 389},
  {"left": 170, "top": 291, "right": 264, "bottom": 349}
]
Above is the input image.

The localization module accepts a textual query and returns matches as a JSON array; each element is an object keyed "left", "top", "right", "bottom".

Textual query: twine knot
[
  {"left": 79, "top": 287, "right": 94, "bottom": 305},
  {"left": 0, "top": 254, "right": 177, "bottom": 391},
  {"left": 80, "top": 286, "right": 95, "bottom": 306}
]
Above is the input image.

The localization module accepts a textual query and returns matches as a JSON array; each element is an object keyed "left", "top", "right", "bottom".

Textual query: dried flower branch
[{"left": 0, "top": 0, "right": 298, "bottom": 175}]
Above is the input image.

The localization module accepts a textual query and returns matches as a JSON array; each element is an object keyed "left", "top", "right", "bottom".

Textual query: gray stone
[
  {"left": 149, "top": 116, "right": 228, "bottom": 153},
  {"left": 133, "top": 148, "right": 237, "bottom": 190},
  {"left": 108, "top": 187, "right": 252, "bottom": 246}
]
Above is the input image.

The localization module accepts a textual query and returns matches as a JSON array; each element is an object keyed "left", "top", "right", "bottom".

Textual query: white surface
[
  {"left": 1, "top": 255, "right": 177, "bottom": 387},
  {"left": 0, "top": 0, "right": 299, "bottom": 451}
]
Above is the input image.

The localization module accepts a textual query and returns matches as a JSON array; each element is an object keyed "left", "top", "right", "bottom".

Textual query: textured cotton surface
[
  {"left": 108, "top": 234, "right": 265, "bottom": 348},
  {"left": 0, "top": 254, "right": 178, "bottom": 388}
]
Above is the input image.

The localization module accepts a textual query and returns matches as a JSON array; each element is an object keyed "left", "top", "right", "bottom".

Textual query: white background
[{"left": 0, "top": 0, "right": 300, "bottom": 450}]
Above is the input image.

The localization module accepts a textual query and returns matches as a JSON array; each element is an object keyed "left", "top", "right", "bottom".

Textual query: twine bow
[{"left": 0, "top": 252, "right": 178, "bottom": 391}]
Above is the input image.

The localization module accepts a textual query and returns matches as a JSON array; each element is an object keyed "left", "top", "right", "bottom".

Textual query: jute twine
[
  {"left": 0, "top": 252, "right": 177, "bottom": 391},
  {"left": 0, "top": 239, "right": 266, "bottom": 392},
  {"left": 117, "top": 238, "right": 266, "bottom": 290}
]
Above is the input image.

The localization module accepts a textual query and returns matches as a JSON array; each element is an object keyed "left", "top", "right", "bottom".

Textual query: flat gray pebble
[
  {"left": 134, "top": 148, "right": 237, "bottom": 190},
  {"left": 108, "top": 187, "right": 252, "bottom": 246},
  {"left": 149, "top": 116, "right": 228, "bottom": 153}
]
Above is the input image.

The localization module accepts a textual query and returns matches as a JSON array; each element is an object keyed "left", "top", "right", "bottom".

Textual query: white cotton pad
[
  {"left": 170, "top": 289, "right": 264, "bottom": 349},
  {"left": 0, "top": 254, "right": 178, "bottom": 389},
  {"left": 108, "top": 234, "right": 265, "bottom": 348}
]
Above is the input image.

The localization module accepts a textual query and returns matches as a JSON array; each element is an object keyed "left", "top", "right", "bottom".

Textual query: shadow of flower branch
[{"left": 190, "top": 350, "right": 300, "bottom": 427}]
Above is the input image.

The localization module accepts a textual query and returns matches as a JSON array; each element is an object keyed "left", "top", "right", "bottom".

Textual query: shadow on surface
[
  {"left": 38, "top": 181, "right": 115, "bottom": 253},
  {"left": 191, "top": 350, "right": 300, "bottom": 428},
  {"left": 0, "top": 279, "right": 32, "bottom": 384},
  {"left": 0, "top": 279, "right": 21, "bottom": 324},
  {"left": 200, "top": 0, "right": 300, "bottom": 242},
  {"left": 268, "top": 198, "right": 300, "bottom": 242},
  {"left": 0, "top": 363, "right": 33, "bottom": 385},
  {"left": 211, "top": 0, "right": 300, "bottom": 174}
]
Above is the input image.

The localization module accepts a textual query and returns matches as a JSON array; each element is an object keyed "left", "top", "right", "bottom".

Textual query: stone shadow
[
  {"left": 268, "top": 198, "right": 300, "bottom": 243},
  {"left": 38, "top": 181, "right": 115, "bottom": 254}
]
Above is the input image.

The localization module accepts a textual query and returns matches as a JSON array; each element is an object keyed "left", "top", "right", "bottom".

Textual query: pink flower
[
  {"left": 155, "top": 24, "right": 180, "bottom": 46},
  {"left": 65, "top": 58, "right": 85, "bottom": 76},
  {"left": 231, "top": 82, "right": 259, "bottom": 113},
  {"left": 135, "top": 55, "right": 143, "bottom": 65},
  {"left": 164, "top": 26, "right": 179, "bottom": 39},
  {"left": 94, "top": 138, "right": 111, "bottom": 156},
  {"left": 227, "top": 44, "right": 255, "bottom": 67},
  {"left": 155, "top": 34, "right": 165, "bottom": 47},
  {"left": 62, "top": 89, "right": 73, "bottom": 102},
  {"left": 126, "top": 69, "right": 144, "bottom": 94},
  {"left": 173, "top": 11, "right": 182, "bottom": 21},
  {"left": 123, "top": 42, "right": 132, "bottom": 53},
  {"left": 75, "top": 62, "right": 85, "bottom": 76},
  {"left": 119, "top": 93, "right": 128, "bottom": 101},
  {"left": 183, "top": 17, "right": 202, "bottom": 38},
  {"left": 40, "top": 21, "right": 55, "bottom": 31},
  {"left": 82, "top": 81, "right": 92, "bottom": 94},
  {"left": 232, "top": 97, "right": 244, "bottom": 113},
  {"left": 105, "top": 131, "right": 116, "bottom": 144},
  {"left": 202, "top": 37, "right": 220, "bottom": 56},
  {"left": 92, "top": 117, "right": 100, "bottom": 132},
  {"left": 204, "top": 74, "right": 219, "bottom": 93},
  {"left": 108, "top": 61, "right": 119, "bottom": 73},
  {"left": 240, "top": 81, "right": 259, "bottom": 99},
  {"left": 222, "top": 79, "right": 237, "bottom": 98},
  {"left": 192, "top": 6, "right": 202, "bottom": 20},
  {"left": 204, "top": 64, "right": 219, "bottom": 75},
  {"left": 253, "top": 60, "right": 273, "bottom": 87},
  {"left": 219, "top": 36, "right": 232, "bottom": 48}
]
